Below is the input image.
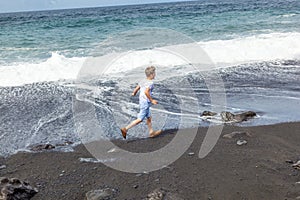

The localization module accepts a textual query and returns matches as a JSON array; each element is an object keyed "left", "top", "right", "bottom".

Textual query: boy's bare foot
[
  {"left": 150, "top": 130, "right": 162, "bottom": 138},
  {"left": 121, "top": 128, "right": 127, "bottom": 139}
]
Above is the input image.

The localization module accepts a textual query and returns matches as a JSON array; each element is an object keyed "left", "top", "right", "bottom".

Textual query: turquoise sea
[
  {"left": 1, "top": 0, "right": 300, "bottom": 65},
  {"left": 0, "top": 0, "right": 300, "bottom": 156}
]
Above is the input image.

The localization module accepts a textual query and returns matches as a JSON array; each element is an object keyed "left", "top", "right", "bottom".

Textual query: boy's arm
[
  {"left": 132, "top": 85, "right": 140, "bottom": 96},
  {"left": 145, "top": 87, "right": 158, "bottom": 104}
]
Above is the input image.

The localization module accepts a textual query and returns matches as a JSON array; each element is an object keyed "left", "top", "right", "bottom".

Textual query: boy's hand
[
  {"left": 131, "top": 92, "right": 136, "bottom": 96},
  {"left": 151, "top": 99, "right": 158, "bottom": 105}
]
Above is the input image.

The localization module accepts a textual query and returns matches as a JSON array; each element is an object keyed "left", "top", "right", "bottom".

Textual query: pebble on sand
[
  {"left": 237, "top": 140, "right": 247, "bottom": 146},
  {"left": 86, "top": 188, "right": 117, "bottom": 200}
]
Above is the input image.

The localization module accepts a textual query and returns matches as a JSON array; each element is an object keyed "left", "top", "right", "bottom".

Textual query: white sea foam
[
  {"left": 199, "top": 32, "right": 300, "bottom": 65},
  {"left": 0, "top": 32, "right": 300, "bottom": 87},
  {"left": 0, "top": 52, "right": 85, "bottom": 87},
  {"left": 79, "top": 157, "right": 116, "bottom": 163},
  {"left": 279, "top": 13, "right": 297, "bottom": 18}
]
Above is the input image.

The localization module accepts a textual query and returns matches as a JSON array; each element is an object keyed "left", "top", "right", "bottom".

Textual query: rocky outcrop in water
[
  {"left": 29, "top": 144, "right": 55, "bottom": 151},
  {"left": 0, "top": 177, "right": 38, "bottom": 200},
  {"left": 201, "top": 111, "right": 217, "bottom": 117},
  {"left": 28, "top": 141, "right": 74, "bottom": 152},
  {"left": 201, "top": 110, "right": 257, "bottom": 123},
  {"left": 221, "top": 111, "right": 256, "bottom": 122}
]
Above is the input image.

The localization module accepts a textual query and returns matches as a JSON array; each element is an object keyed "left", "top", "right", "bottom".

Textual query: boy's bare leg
[
  {"left": 147, "top": 117, "right": 162, "bottom": 138},
  {"left": 146, "top": 117, "right": 154, "bottom": 134},
  {"left": 125, "top": 119, "right": 142, "bottom": 130},
  {"left": 121, "top": 119, "right": 142, "bottom": 139}
]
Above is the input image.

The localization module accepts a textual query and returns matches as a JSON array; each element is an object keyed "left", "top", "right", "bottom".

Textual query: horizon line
[{"left": 0, "top": 0, "right": 196, "bottom": 14}]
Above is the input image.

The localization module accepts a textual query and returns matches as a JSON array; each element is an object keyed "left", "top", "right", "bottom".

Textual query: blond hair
[{"left": 145, "top": 66, "right": 156, "bottom": 77}]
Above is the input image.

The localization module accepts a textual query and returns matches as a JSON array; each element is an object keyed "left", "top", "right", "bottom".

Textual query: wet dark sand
[{"left": 1, "top": 122, "right": 300, "bottom": 200}]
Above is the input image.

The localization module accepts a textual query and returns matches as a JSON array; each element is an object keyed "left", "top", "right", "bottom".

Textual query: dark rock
[
  {"left": 133, "top": 185, "right": 139, "bottom": 189},
  {"left": 56, "top": 141, "right": 74, "bottom": 147},
  {"left": 221, "top": 111, "right": 256, "bottom": 122},
  {"left": 202, "top": 111, "right": 257, "bottom": 123},
  {"left": 0, "top": 177, "right": 9, "bottom": 184},
  {"left": 0, "top": 177, "right": 38, "bottom": 200},
  {"left": 29, "top": 144, "right": 55, "bottom": 151},
  {"left": 233, "top": 111, "right": 256, "bottom": 122},
  {"left": 201, "top": 111, "right": 217, "bottom": 117},
  {"left": 292, "top": 160, "right": 300, "bottom": 170},
  {"left": 223, "top": 131, "right": 252, "bottom": 139},
  {"left": 285, "top": 160, "right": 294, "bottom": 164},
  {"left": 221, "top": 111, "right": 235, "bottom": 122}
]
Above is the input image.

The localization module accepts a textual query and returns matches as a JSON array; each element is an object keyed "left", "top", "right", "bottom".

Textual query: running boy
[{"left": 121, "top": 66, "right": 162, "bottom": 139}]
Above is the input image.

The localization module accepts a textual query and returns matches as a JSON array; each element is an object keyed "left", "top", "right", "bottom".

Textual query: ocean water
[{"left": 0, "top": 0, "right": 300, "bottom": 156}]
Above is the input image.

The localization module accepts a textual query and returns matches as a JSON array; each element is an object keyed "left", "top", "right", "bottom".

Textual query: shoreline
[
  {"left": 1, "top": 122, "right": 300, "bottom": 199},
  {"left": 3, "top": 120, "right": 300, "bottom": 158}
]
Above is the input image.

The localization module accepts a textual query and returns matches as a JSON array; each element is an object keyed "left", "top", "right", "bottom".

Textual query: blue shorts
[{"left": 137, "top": 103, "right": 151, "bottom": 121}]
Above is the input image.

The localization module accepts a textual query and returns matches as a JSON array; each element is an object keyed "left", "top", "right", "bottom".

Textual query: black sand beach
[{"left": 1, "top": 122, "right": 300, "bottom": 199}]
